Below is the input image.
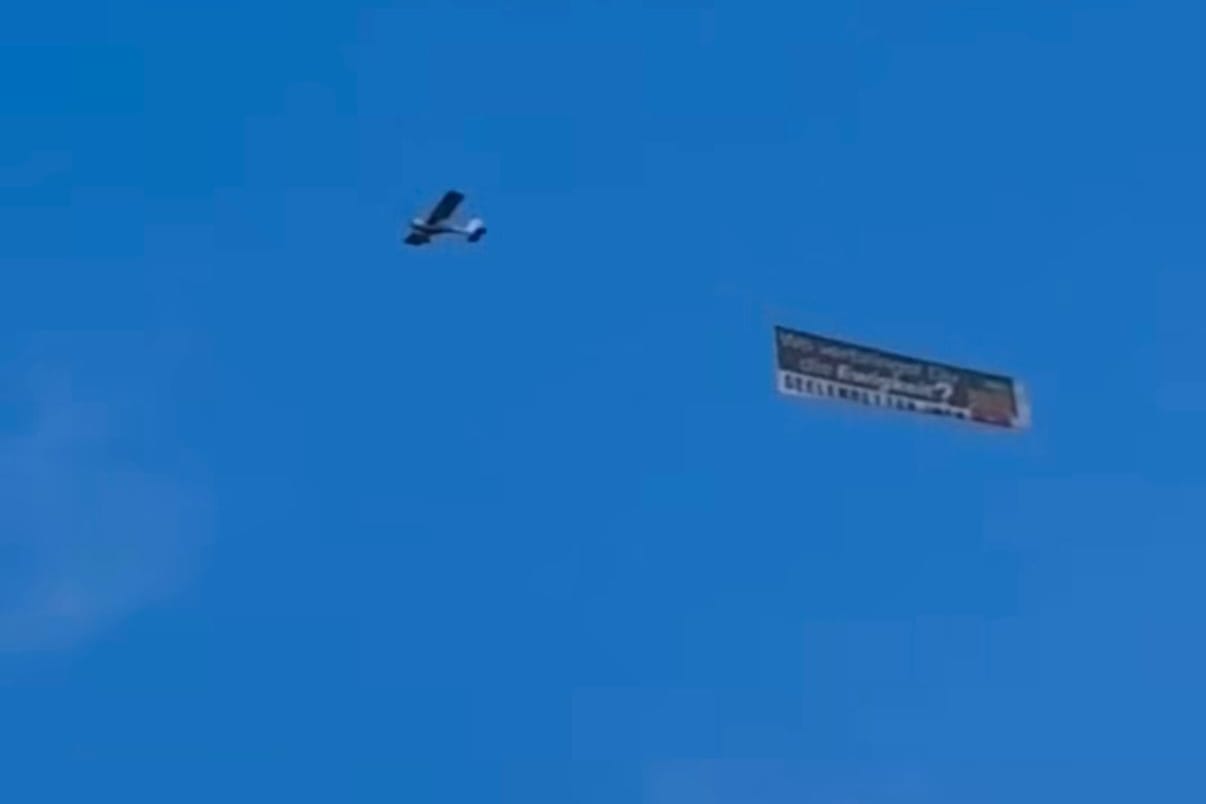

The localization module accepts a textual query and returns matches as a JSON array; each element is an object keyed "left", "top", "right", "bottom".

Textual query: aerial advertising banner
[{"left": 774, "top": 325, "right": 1031, "bottom": 430}]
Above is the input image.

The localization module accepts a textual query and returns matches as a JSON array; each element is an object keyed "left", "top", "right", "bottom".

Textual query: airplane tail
[{"left": 465, "top": 218, "right": 487, "bottom": 242}]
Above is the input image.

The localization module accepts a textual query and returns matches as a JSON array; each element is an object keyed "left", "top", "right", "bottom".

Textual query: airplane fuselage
[
  {"left": 410, "top": 218, "right": 455, "bottom": 235},
  {"left": 408, "top": 218, "right": 482, "bottom": 238}
]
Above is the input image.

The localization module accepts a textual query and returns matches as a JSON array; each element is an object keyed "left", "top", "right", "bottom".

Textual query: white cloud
[{"left": 0, "top": 369, "right": 209, "bottom": 653}]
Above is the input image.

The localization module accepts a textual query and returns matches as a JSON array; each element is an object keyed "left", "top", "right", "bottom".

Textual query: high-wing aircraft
[{"left": 403, "top": 190, "right": 487, "bottom": 246}]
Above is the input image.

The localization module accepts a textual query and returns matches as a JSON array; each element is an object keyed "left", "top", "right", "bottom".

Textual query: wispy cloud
[{"left": 0, "top": 358, "right": 209, "bottom": 653}]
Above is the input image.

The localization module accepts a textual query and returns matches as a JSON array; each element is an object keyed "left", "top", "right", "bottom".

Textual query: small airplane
[{"left": 403, "top": 190, "right": 486, "bottom": 246}]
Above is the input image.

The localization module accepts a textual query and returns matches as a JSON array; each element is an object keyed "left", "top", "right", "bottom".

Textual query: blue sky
[{"left": 2, "top": 1, "right": 1204, "bottom": 800}]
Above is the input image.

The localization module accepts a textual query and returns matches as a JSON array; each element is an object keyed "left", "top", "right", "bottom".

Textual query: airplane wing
[
  {"left": 404, "top": 232, "right": 430, "bottom": 246},
  {"left": 425, "top": 190, "right": 464, "bottom": 224}
]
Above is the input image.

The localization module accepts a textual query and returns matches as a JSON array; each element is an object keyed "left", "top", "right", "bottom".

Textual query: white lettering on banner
[
  {"left": 835, "top": 364, "right": 948, "bottom": 400},
  {"left": 778, "top": 371, "right": 973, "bottom": 421}
]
